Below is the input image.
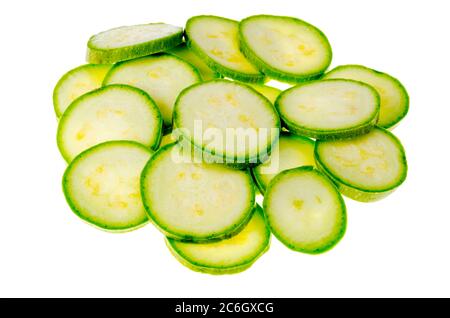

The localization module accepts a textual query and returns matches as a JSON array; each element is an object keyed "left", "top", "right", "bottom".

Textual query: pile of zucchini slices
[{"left": 54, "top": 15, "right": 408, "bottom": 274}]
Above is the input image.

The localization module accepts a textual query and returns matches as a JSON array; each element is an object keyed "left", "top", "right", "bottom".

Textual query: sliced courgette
[
  {"left": 276, "top": 79, "right": 380, "bottom": 139},
  {"left": 103, "top": 54, "right": 201, "bottom": 126},
  {"left": 263, "top": 166, "right": 346, "bottom": 254},
  {"left": 167, "top": 43, "right": 221, "bottom": 80},
  {"left": 166, "top": 205, "right": 270, "bottom": 274},
  {"left": 239, "top": 15, "right": 332, "bottom": 83},
  {"left": 57, "top": 84, "right": 162, "bottom": 162},
  {"left": 53, "top": 64, "right": 112, "bottom": 117},
  {"left": 323, "top": 64, "right": 409, "bottom": 129},
  {"left": 185, "top": 15, "right": 265, "bottom": 83},
  {"left": 252, "top": 134, "right": 315, "bottom": 193},
  {"left": 246, "top": 84, "right": 281, "bottom": 104},
  {"left": 86, "top": 23, "right": 183, "bottom": 64},
  {"left": 315, "top": 126, "right": 407, "bottom": 202},
  {"left": 140, "top": 143, "right": 255, "bottom": 242},
  {"left": 63, "top": 141, "right": 152, "bottom": 231},
  {"left": 173, "top": 80, "right": 280, "bottom": 165}
]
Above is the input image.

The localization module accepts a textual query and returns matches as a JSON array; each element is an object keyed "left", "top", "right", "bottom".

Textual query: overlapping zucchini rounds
[{"left": 54, "top": 14, "right": 409, "bottom": 274}]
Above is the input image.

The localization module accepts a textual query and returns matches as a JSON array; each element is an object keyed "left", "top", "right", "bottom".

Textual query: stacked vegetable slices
[{"left": 54, "top": 14, "right": 408, "bottom": 274}]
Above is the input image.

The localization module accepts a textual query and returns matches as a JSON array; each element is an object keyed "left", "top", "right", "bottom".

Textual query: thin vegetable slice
[
  {"left": 315, "top": 126, "right": 407, "bottom": 202},
  {"left": 86, "top": 23, "right": 183, "bottom": 64},
  {"left": 185, "top": 15, "right": 265, "bottom": 83},
  {"left": 167, "top": 43, "right": 221, "bottom": 80},
  {"left": 276, "top": 79, "right": 380, "bottom": 139},
  {"left": 173, "top": 80, "right": 280, "bottom": 166},
  {"left": 323, "top": 64, "right": 409, "bottom": 129},
  {"left": 57, "top": 85, "right": 162, "bottom": 162},
  {"left": 167, "top": 205, "right": 270, "bottom": 274},
  {"left": 103, "top": 54, "right": 201, "bottom": 126},
  {"left": 63, "top": 141, "right": 152, "bottom": 231},
  {"left": 253, "top": 134, "right": 315, "bottom": 193},
  {"left": 263, "top": 166, "right": 346, "bottom": 254},
  {"left": 140, "top": 143, "right": 255, "bottom": 242},
  {"left": 53, "top": 64, "right": 111, "bottom": 117},
  {"left": 239, "top": 15, "right": 332, "bottom": 83}
]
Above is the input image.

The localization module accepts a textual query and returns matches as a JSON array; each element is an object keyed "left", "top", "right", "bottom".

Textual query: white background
[{"left": 0, "top": 0, "right": 449, "bottom": 297}]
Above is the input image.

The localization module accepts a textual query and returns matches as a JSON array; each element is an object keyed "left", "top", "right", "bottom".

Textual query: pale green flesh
[
  {"left": 63, "top": 141, "right": 151, "bottom": 231},
  {"left": 58, "top": 85, "right": 161, "bottom": 162},
  {"left": 89, "top": 23, "right": 182, "bottom": 50},
  {"left": 315, "top": 127, "right": 406, "bottom": 191},
  {"left": 323, "top": 65, "right": 408, "bottom": 128},
  {"left": 174, "top": 80, "right": 280, "bottom": 162},
  {"left": 141, "top": 143, "right": 255, "bottom": 240},
  {"left": 167, "top": 43, "right": 219, "bottom": 80},
  {"left": 54, "top": 64, "right": 111, "bottom": 117},
  {"left": 240, "top": 15, "right": 331, "bottom": 78},
  {"left": 187, "top": 16, "right": 261, "bottom": 76},
  {"left": 246, "top": 84, "right": 281, "bottom": 104},
  {"left": 104, "top": 54, "right": 201, "bottom": 125},
  {"left": 253, "top": 135, "right": 315, "bottom": 191},
  {"left": 168, "top": 206, "right": 269, "bottom": 271},
  {"left": 278, "top": 80, "right": 379, "bottom": 131},
  {"left": 263, "top": 167, "right": 346, "bottom": 253}
]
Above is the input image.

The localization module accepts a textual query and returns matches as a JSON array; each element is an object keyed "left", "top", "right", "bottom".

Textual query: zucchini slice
[
  {"left": 276, "top": 79, "right": 380, "bottom": 139},
  {"left": 253, "top": 134, "right": 315, "bottom": 193},
  {"left": 53, "top": 64, "right": 111, "bottom": 117},
  {"left": 63, "top": 141, "right": 152, "bottom": 232},
  {"left": 323, "top": 65, "right": 409, "bottom": 129},
  {"left": 173, "top": 80, "right": 280, "bottom": 165},
  {"left": 315, "top": 126, "right": 407, "bottom": 202},
  {"left": 246, "top": 84, "right": 281, "bottom": 104},
  {"left": 103, "top": 54, "right": 201, "bottom": 126},
  {"left": 166, "top": 205, "right": 270, "bottom": 274},
  {"left": 86, "top": 23, "right": 183, "bottom": 64},
  {"left": 239, "top": 15, "right": 332, "bottom": 83},
  {"left": 158, "top": 133, "right": 177, "bottom": 148},
  {"left": 140, "top": 143, "right": 255, "bottom": 242},
  {"left": 57, "top": 85, "right": 162, "bottom": 162},
  {"left": 185, "top": 16, "right": 265, "bottom": 83},
  {"left": 263, "top": 166, "right": 346, "bottom": 254},
  {"left": 167, "top": 43, "right": 221, "bottom": 80}
]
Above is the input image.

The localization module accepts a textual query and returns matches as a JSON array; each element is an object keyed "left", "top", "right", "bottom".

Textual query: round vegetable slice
[
  {"left": 140, "top": 143, "right": 255, "bottom": 241},
  {"left": 239, "top": 15, "right": 332, "bottom": 83},
  {"left": 276, "top": 79, "right": 380, "bottom": 139},
  {"left": 57, "top": 84, "right": 162, "bottom": 162},
  {"left": 315, "top": 126, "right": 407, "bottom": 202},
  {"left": 173, "top": 80, "right": 280, "bottom": 165},
  {"left": 263, "top": 166, "right": 346, "bottom": 254},
  {"left": 103, "top": 54, "right": 201, "bottom": 126},
  {"left": 53, "top": 64, "right": 112, "bottom": 117},
  {"left": 253, "top": 134, "right": 315, "bottom": 193},
  {"left": 185, "top": 15, "right": 265, "bottom": 83},
  {"left": 166, "top": 205, "right": 270, "bottom": 274},
  {"left": 63, "top": 141, "right": 152, "bottom": 232},
  {"left": 323, "top": 64, "right": 409, "bottom": 129},
  {"left": 246, "top": 84, "right": 281, "bottom": 104},
  {"left": 167, "top": 43, "right": 221, "bottom": 80},
  {"left": 86, "top": 23, "right": 183, "bottom": 64}
]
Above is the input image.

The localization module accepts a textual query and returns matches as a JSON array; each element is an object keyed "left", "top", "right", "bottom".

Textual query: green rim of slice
[
  {"left": 239, "top": 15, "right": 332, "bottom": 83},
  {"left": 185, "top": 15, "right": 265, "bottom": 83},
  {"left": 86, "top": 23, "right": 183, "bottom": 64},
  {"left": 166, "top": 205, "right": 270, "bottom": 274},
  {"left": 62, "top": 141, "right": 152, "bottom": 232}
]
